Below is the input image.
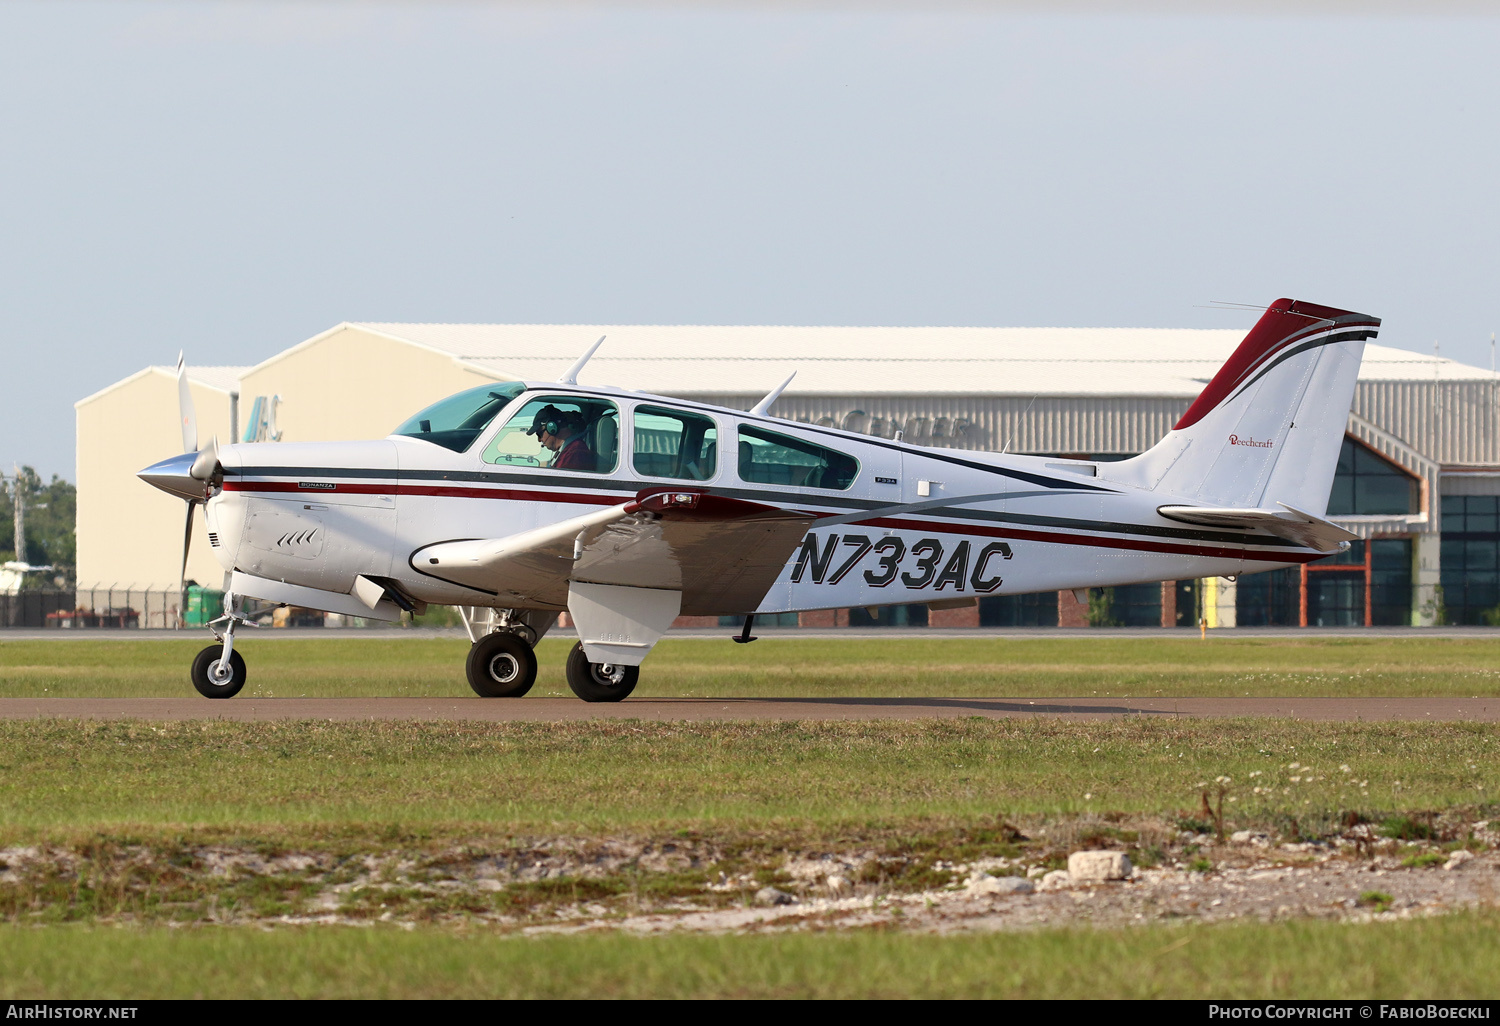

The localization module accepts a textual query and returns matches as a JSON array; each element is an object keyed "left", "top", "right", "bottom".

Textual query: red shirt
[{"left": 553, "top": 438, "right": 596, "bottom": 472}]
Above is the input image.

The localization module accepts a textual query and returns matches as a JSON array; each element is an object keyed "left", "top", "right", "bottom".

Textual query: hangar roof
[
  {"left": 346, "top": 322, "right": 1491, "bottom": 398},
  {"left": 75, "top": 364, "right": 251, "bottom": 408}
]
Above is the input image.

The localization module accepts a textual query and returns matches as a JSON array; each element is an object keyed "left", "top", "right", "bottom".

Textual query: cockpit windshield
[{"left": 392, "top": 382, "right": 526, "bottom": 453}]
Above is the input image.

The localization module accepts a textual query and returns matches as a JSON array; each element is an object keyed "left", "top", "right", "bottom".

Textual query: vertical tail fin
[{"left": 1120, "top": 299, "right": 1379, "bottom": 515}]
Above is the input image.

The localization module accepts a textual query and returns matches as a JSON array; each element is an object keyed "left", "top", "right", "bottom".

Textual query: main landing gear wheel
[
  {"left": 191, "top": 645, "right": 247, "bottom": 699},
  {"left": 565, "top": 642, "right": 639, "bottom": 703},
  {"left": 466, "top": 632, "right": 538, "bottom": 698}
]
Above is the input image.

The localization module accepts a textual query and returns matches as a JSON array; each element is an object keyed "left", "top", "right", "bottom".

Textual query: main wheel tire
[
  {"left": 191, "top": 645, "right": 247, "bottom": 699},
  {"left": 466, "top": 632, "right": 538, "bottom": 697},
  {"left": 564, "top": 642, "right": 639, "bottom": 702}
]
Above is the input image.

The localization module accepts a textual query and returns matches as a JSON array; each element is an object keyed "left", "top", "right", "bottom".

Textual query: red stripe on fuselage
[{"left": 225, "top": 478, "right": 1319, "bottom": 564}]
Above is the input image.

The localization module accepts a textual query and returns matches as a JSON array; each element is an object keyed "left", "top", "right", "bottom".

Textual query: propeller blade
[
  {"left": 176, "top": 352, "right": 198, "bottom": 454},
  {"left": 189, "top": 435, "right": 220, "bottom": 483},
  {"left": 180, "top": 500, "right": 196, "bottom": 626}
]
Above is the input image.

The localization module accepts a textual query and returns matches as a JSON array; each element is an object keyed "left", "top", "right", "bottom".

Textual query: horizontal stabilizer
[{"left": 1156, "top": 502, "right": 1357, "bottom": 553}]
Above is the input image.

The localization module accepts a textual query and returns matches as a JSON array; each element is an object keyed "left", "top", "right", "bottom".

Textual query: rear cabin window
[
  {"left": 737, "top": 425, "right": 858, "bottom": 490},
  {"left": 392, "top": 382, "right": 526, "bottom": 453},
  {"left": 482, "top": 395, "right": 620, "bottom": 474},
  {"left": 633, "top": 406, "right": 718, "bottom": 481}
]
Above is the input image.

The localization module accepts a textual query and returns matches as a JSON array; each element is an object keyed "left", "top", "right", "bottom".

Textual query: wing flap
[
  {"left": 412, "top": 489, "right": 817, "bottom": 611},
  {"left": 1157, "top": 501, "right": 1357, "bottom": 553}
]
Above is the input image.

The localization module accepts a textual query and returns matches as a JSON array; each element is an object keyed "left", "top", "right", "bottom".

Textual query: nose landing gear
[{"left": 190, "top": 592, "right": 257, "bottom": 699}]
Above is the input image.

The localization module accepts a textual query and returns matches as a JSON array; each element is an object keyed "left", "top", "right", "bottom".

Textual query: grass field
[
  {"left": 0, "top": 718, "right": 1493, "bottom": 841},
  {"left": 4, "top": 634, "right": 1500, "bottom": 698},
  {"left": 5, "top": 914, "right": 1500, "bottom": 999}
]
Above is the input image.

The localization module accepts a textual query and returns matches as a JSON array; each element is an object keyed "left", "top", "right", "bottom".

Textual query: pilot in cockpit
[{"left": 527, "top": 406, "right": 596, "bottom": 472}]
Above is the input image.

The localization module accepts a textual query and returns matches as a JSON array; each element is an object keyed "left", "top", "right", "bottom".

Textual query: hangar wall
[{"left": 75, "top": 368, "right": 239, "bottom": 592}]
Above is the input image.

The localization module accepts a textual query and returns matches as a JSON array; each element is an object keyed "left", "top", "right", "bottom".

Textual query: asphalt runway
[{"left": 2, "top": 696, "right": 1496, "bottom": 722}]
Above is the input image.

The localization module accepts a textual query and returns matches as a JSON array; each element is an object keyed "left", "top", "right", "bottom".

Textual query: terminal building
[{"left": 76, "top": 320, "right": 1500, "bottom": 628}]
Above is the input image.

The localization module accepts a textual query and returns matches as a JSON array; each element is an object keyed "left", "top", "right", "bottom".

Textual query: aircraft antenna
[
  {"left": 750, "top": 371, "right": 797, "bottom": 418},
  {"left": 558, "top": 336, "right": 606, "bottom": 385},
  {"left": 1002, "top": 393, "right": 1040, "bottom": 454}
]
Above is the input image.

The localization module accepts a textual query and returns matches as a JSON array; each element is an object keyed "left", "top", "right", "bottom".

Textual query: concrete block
[
  {"left": 754, "top": 886, "right": 795, "bottom": 906},
  {"left": 1067, "top": 850, "right": 1132, "bottom": 883},
  {"left": 966, "top": 873, "right": 1034, "bottom": 896}
]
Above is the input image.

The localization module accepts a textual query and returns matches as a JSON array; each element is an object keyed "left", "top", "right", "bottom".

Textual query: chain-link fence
[
  {"left": 0, "top": 587, "right": 371, "bottom": 629},
  {"left": 0, "top": 587, "right": 184, "bottom": 629}
]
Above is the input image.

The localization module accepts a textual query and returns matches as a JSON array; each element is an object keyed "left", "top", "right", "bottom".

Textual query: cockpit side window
[
  {"left": 392, "top": 382, "right": 526, "bottom": 453},
  {"left": 483, "top": 395, "right": 620, "bottom": 474},
  {"left": 633, "top": 406, "right": 718, "bottom": 481},
  {"left": 737, "top": 425, "right": 858, "bottom": 490}
]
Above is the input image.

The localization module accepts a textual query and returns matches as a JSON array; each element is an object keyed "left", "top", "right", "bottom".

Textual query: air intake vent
[{"left": 208, "top": 532, "right": 221, "bottom": 548}]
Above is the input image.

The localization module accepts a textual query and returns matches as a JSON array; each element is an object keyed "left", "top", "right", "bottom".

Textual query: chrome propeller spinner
[{"left": 136, "top": 353, "right": 225, "bottom": 624}]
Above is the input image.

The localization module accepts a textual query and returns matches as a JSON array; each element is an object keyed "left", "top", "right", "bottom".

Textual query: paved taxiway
[{"left": 2, "top": 696, "right": 1495, "bottom": 722}]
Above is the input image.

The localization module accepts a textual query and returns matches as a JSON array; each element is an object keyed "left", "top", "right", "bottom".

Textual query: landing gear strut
[
  {"left": 565, "top": 642, "right": 639, "bottom": 703},
  {"left": 460, "top": 607, "right": 551, "bottom": 698},
  {"left": 190, "top": 591, "right": 256, "bottom": 699}
]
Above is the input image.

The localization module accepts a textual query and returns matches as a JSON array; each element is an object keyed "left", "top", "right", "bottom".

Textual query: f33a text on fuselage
[{"left": 139, "top": 298, "right": 1379, "bottom": 702}]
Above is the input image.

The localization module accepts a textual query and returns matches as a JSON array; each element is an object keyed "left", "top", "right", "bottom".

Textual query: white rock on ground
[
  {"left": 825, "top": 875, "right": 851, "bottom": 897},
  {"left": 1037, "top": 870, "right": 1072, "bottom": 892},
  {"left": 1444, "top": 850, "right": 1476, "bottom": 871},
  {"left": 1068, "top": 850, "right": 1133, "bottom": 883},
  {"left": 755, "top": 886, "right": 795, "bottom": 906},
  {"left": 966, "top": 873, "right": 1034, "bottom": 896},
  {"left": 1026, "top": 866, "right": 1047, "bottom": 879}
]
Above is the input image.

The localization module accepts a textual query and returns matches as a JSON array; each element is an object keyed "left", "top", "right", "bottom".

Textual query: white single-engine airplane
[{"left": 141, "top": 298, "right": 1377, "bottom": 701}]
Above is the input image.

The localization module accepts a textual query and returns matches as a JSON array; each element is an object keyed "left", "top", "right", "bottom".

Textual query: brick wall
[
  {"left": 1057, "top": 589, "right": 1089, "bottom": 628},
  {"left": 928, "top": 601, "right": 980, "bottom": 628}
]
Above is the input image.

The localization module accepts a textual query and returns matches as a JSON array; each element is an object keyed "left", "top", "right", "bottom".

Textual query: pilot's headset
[{"left": 528, "top": 405, "right": 567, "bottom": 439}]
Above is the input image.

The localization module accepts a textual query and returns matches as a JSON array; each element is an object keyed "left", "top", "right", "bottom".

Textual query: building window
[
  {"left": 1371, "top": 539, "right": 1413, "bottom": 626},
  {"left": 1236, "top": 566, "right": 1301, "bottom": 626},
  {"left": 1306, "top": 571, "right": 1364, "bottom": 627},
  {"left": 979, "top": 592, "right": 1059, "bottom": 628},
  {"left": 1174, "top": 579, "right": 1200, "bottom": 627},
  {"left": 1327, "top": 438, "right": 1418, "bottom": 515},
  {"left": 1442, "top": 495, "right": 1500, "bottom": 625},
  {"left": 718, "top": 613, "right": 798, "bottom": 628},
  {"left": 1097, "top": 583, "right": 1160, "bottom": 627},
  {"left": 848, "top": 604, "right": 929, "bottom": 627}
]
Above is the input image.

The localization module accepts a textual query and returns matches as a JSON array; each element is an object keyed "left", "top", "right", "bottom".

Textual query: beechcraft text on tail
[{"left": 138, "top": 298, "right": 1379, "bottom": 701}]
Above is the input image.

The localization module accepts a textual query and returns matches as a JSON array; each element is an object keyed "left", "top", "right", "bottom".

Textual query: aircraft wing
[
  {"left": 1156, "top": 501, "right": 1358, "bottom": 553},
  {"left": 412, "top": 489, "right": 818, "bottom": 613}
]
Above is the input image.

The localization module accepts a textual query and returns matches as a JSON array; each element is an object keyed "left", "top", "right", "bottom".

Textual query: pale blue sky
[{"left": 4, "top": 2, "right": 1499, "bottom": 480}]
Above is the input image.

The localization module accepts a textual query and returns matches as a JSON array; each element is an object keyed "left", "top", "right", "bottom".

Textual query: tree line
[{"left": 2, "top": 468, "right": 76, "bottom": 587}]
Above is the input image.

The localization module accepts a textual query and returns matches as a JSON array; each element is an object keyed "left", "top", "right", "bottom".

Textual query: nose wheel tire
[
  {"left": 565, "top": 642, "right": 639, "bottom": 702},
  {"left": 191, "top": 646, "right": 247, "bottom": 699},
  {"left": 466, "top": 632, "right": 538, "bottom": 698}
]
